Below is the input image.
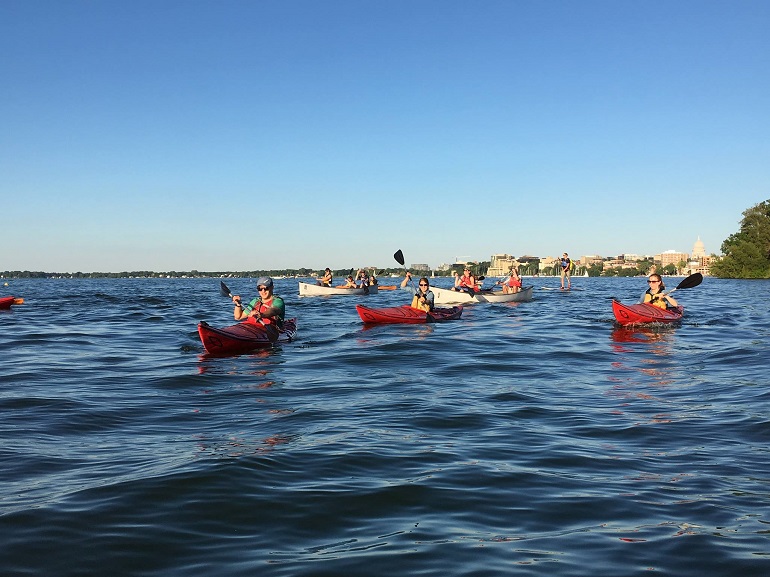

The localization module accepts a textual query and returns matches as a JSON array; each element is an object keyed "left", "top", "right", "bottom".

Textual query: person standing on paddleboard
[
  {"left": 232, "top": 276, "right": 286, "bottom": 342},
  {"left": 560, "top": 253, "right": 572, "bottom": 290},
  {"left": 641, "top": 274, "right": 678, "bottom": 309}
]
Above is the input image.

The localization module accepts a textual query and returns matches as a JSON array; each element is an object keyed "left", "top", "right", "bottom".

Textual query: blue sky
[{"left": 2, "top": 1, "right": 768, "bottom": 272}]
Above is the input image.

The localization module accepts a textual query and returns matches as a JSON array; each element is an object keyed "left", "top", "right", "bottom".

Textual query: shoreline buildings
[{"left": 485, "top": 237, "right": 714, "bottom": 277}]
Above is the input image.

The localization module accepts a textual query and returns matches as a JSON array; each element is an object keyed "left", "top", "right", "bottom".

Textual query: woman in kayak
[
  {"left": 498, "top": 267, "right": 522, "bottom": 294},
  {"left": 452, "top": 266, "right": 479, "bottom": 293},
  {"left": 340, "top": 275, "right": 357, "bottom": 288},
  {"left": 232, "top": 276, "right": 286, "bottom": 341},
  {"left": 411, "top": 277, "right": 435, "bottom": 312},
  {"left": 319, "top": 267, "right": 333, "bottom": 287},
  {"left": 641, "top": 274, "right": 678, "bottom": 309}
]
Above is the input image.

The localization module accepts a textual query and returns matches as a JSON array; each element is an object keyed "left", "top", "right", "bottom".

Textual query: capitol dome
[{"left": 692, "top": 236, "right": 706, "bottom": 259}]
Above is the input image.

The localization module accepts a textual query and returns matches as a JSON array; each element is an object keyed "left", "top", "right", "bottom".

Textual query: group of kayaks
[
  {"left": 6, "top": 269, "right": 701, "bottom": 357},
  {"left": 198, "top": 280, "right": 535, "bottom": 355}
]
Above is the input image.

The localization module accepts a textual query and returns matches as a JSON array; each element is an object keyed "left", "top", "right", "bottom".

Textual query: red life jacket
[{"left": 459, "top": 273, "right": 475, "bottom": 288}]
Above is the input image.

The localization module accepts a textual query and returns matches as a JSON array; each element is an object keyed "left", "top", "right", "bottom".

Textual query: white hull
[
  {"left": 298, "top": 282, "right": 378, "bottom": 296},
  {"left": 431, "top": 285, "right": 533, "bottom": 304}
]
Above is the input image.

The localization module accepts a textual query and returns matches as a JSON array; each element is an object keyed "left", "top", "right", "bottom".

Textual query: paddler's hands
[{"left": 232, "top": 296, "right": 243, "bottom": 309}]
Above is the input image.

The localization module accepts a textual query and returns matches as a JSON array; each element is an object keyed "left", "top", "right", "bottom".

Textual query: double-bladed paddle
[
  {"left": 220, "top": 280, "right": 254, "bottom": 311},
  {"left": 394, "top": 249, "right": 418, "bottom": 293},
  {"left": 664, "top": 272, "right": 703, "bottom": 296},
  {"left": 609, "top": 272, "right": 704, "bottom": 302}
]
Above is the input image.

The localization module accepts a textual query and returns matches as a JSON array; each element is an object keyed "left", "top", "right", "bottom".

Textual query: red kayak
[
  {"left": 356, "top": 304, "right": 462, "bottom": 324},
  {"left": 612, "top": 300, "right": 684, "bottom": 326},
  {"left": 198, "top": 317, "right": 297, "bottom": 355},
  {"left": 1, "top": 296, "right": 22, "bottom": 309}
]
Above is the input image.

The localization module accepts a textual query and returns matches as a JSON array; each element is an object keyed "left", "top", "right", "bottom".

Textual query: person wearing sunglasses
[
  {"left": 232, "top": 276, "right": 286, "bottom": 341},
  {"left": 410, "top": 277, "right": 435, "bottom": 312},
  {"left": 451, "top": 266, "right": 479, "bottom": 293},
  {"left": 318, "top": 267, "right": 333, "bottom": 287},
  {"left": 641, "top": 273, "right": 678, "bottom": 309},
  {"left": 496, "top": 266, "right": 522, "bottom": 294}
]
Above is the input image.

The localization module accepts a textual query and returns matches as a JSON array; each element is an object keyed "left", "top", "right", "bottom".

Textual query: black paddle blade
[
  {"left": 220, "top": 281, "right": 232, "bottom": 298},
  {"left": 676, "top": 272, "right": 703, "bottom": 290},
  {"left": 393, "top": 249, "right": 405, "bottom": 266}
]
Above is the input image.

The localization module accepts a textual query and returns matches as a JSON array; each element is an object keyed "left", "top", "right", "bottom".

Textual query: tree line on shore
[{"left": 4, "top": 200, "right": 768, "bottom": 280}]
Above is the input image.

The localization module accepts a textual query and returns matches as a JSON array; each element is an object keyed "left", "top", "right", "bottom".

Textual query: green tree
[
  {"left": 587, "top": 263, "right": 603, "bottom": 277},
  {"left": 711, "top": 199, "right": 770, "bottom": 278},
  {"left": 636, "top": 260, "right": 653, "bottom": 276}
]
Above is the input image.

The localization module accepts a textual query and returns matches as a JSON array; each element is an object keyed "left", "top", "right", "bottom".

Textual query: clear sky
[{"left": 2, "top": 1, "right": 768, "bottom": 272}]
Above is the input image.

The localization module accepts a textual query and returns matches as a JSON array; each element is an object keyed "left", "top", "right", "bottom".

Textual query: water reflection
[{"left": 607, "top": 325, "right": 681, "bottom": 426}]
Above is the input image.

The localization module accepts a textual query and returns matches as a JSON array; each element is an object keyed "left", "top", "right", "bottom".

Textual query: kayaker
[
  {"left": 560, "top": 253, "right": 572, "bottom": 290},
  {"left": 232, "top": 276, "right": 286, "bottom": 342},
  {"left": 452, "top": 267, "right": 479, "bottom": 293},
  {"left": 318, "top": 267, "right": 333, "bottom": 287},
  {"left": 498, "top": 267, "right": 522, "bottom": 294},
  {"left": 641, "top": 274, "right": 678, "bottom": 309},
  {"left": 356, "top": 269, "right": 370, "bottom": 294},
  {"left": 341, "top": 275, "right": 357, "bottom": 288},
  {"left": 410, "top": 277, "right": 435, "bottom": 311}
]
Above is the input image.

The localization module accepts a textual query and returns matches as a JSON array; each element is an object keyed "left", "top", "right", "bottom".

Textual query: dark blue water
[{"left": 1, "top": 276, "right": 769, "bottom": 576}]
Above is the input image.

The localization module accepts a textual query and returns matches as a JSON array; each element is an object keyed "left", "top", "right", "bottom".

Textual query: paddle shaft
[{"left": 663, "top": 272, "right": 703, "bottom": 296}]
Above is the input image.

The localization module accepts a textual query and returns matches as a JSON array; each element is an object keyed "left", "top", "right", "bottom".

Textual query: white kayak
[
  {"left": 431, "top": 285, "right": 534, "bottom": 304},
  {"left": 298, "top": 282, "right": 379, "bottom": 296}
]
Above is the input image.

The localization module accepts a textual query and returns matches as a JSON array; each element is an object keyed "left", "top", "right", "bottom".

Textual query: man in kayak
[
  {"left": 560, "top": 253, "right": 572, "bottom": 290},
  {"left": 641, "top": 274, "right": 678, "bottom": 309},
  {"left": 410, "top": 277, "right": 435, "bottom": 311},
  {"left": 232, "top": 276, "right": 286, "bottom": 342}
]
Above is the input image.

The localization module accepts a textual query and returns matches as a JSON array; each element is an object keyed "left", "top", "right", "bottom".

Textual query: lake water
[{"left": 1, "top": 275, "right": 769, "bottom": 576}]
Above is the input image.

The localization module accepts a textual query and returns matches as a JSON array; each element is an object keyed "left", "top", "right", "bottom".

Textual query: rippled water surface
[{"left": 1, "top": 276, "right": 769, "bottom": 576}]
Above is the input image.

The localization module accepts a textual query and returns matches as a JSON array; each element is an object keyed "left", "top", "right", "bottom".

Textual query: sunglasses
[
  {"left": 419, "top": 283, "right": 428, "bottom": 286},
  {"left": 648, "top": 280, "right": 660, "bottom": 284},
  {"left": 258, "top": 286, "right": 270, "bottom": 291}
]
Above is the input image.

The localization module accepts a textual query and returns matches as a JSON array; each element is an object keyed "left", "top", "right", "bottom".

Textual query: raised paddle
[
  {"left": 663, "top": 272, "right": 703, "bottom": 296},
  {"left": 220, "top": 281, "right": 254, "bottom": 311},
  {"left": 393, "top": 249, "right": 418, "bottom": 292},
  {"left": 608, "top": 272, "right": 704, "bottom": 302}
]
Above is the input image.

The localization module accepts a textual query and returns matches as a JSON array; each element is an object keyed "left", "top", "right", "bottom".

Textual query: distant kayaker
[
  {"left": 560, "top": 253, "right": 572, "bottom": 290},
  {"left": 641, "top": 274, "right": 678, "bottom": 309},
  {"left": 498, "top": 267, "right": 522, "bottom": 294},
  {"left": 452, "top": 266, "right": 479, "bottom": 293},
  {"left": 319, "top": 267, "right": 333, "bottom": 287},
  {"left": 341, "top": 275, "right": 356, "bottom": 288},
  {"left": 410, "top": 277, "right": 435, "bottom": 311},
  {"left": 232, "top": 276, "right": 286, "bottom": 342},
  {"left": 356, "top": 269, "right": 370, "bottom": 294}
]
